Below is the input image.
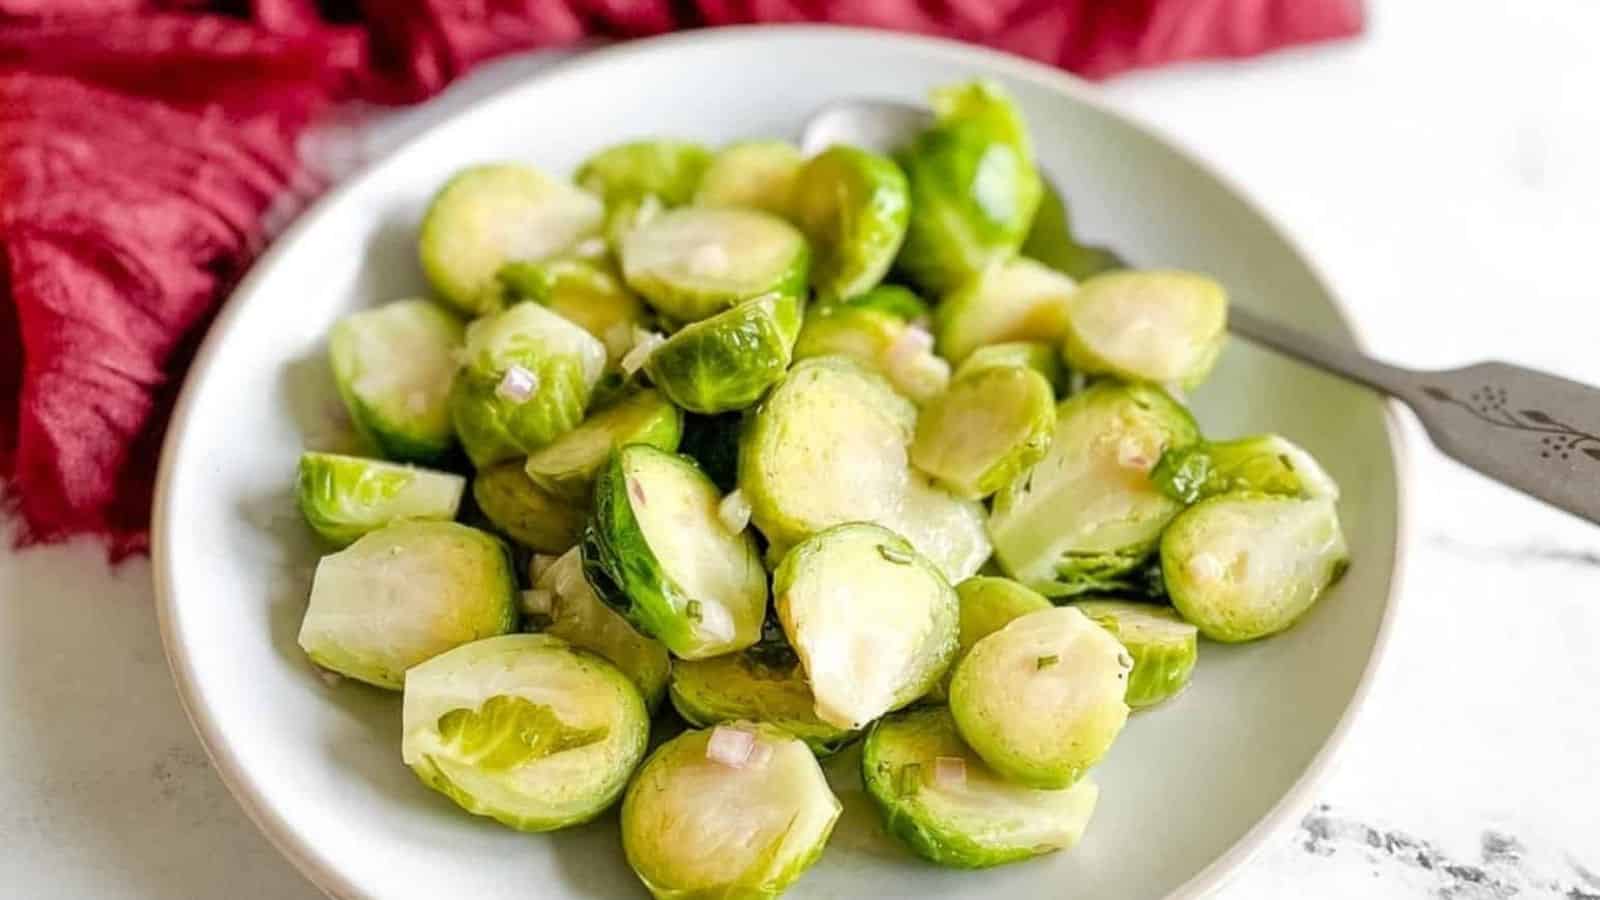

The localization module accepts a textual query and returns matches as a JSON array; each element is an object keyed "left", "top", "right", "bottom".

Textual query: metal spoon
[{"left": 801, "top": 99, "right": 1600, "bottom": 526}]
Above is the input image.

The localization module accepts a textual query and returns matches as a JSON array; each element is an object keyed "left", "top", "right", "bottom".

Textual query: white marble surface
[{"left": 4, "top": 0, "right": 1598, "bottom": 896}]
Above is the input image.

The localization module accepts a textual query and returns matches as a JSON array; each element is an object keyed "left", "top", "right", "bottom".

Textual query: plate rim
[{"left": 152, "top": 23, "right": 1412, "bottom": 900}]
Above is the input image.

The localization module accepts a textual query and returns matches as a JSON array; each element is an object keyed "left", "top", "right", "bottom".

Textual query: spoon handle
[{"left": 1230, "top": 306, "right": 1600, "bottom": 525}]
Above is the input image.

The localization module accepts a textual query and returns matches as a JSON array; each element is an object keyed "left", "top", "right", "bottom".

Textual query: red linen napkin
[{"left": 0, "top": 1, "right": 1363, "bottom": 560}]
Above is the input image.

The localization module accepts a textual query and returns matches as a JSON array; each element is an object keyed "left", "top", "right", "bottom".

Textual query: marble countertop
[{"left": 3, "top": 1, "right": 1597, "bottom": 897}]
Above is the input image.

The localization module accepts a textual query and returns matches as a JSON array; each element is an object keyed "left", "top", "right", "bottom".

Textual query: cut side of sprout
[
  {"left": 693, "top": 140, "right": 805, "bottom": 215},
  {"left": 621, "top": 206, "right": 809, "bottom": 323},
  {"left": 523, "top": 389, "right": 682, "bottom": 501},
  {"left": 1061, "top": 269, "right": 1228, "bottom": 389},
  {"left": 933, "top": 756, "right": 966, "bottom": 789},
  {"left": 328, "top": 298, "right": 462, "bottom": 465},
  {"left": 295, "top": 452, "right": 465, "bottom": 547},
  {"left": 668, "top": 640, "right": 860, "bottom": 757},
  {"left": 1073, "top": 599, "right": 1200, "bottom": 709},
  {"left": 934, "top": 258, "right": 1076, "bottom": 364},
  {"left": 910, "top": 362, "right": 1054, "bottom": 500},
  {"left": 533, "top": 549, "right": 672, "bottom": 712}
]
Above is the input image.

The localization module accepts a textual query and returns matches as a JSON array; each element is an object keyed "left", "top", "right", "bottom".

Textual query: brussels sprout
[
  {"left": 896, "top": 81, "right": 1043, "bottom": 295},
  {"left": 1151, "top": 434, "right": 1340, "bottom": 505},
  {"left": 1022, "top": 178, "right": 1127, "bottom": 282},
  {"left": 644, "top": 292, "right": 802, "bottom": 413},
  {"left": 523, "top": 389, "right": 683, "bottom": 500},
  {"left": 621, "top": 206, "right": 809, "bottom": 322},
  {"left": 1062, "top": 270, "right": 1228, "bottom": 389},
  {"left": 957, "top": 340, "right": 1065, "bottom": 386},
  {"left": 677, "top": 412, "right": 742, "bottom": 492},
  {"left": 669, "top": 638, "right": 858, "bottom": 756},
  {"left": 328, "top": 298, "right": 461, "bottom": 464},
  {"left": 296, "top": 452, "right": 465, "bottom": 547},
  {"left": 449, "top": 301, "right": 607, "bottom": 467},
  {"left": 774, "top": 524, "right": 958, "bottom": 730},
  {"left": 471, "top": 461, "right": 584, "bottom": 553},
  {"left": 584, "top": 445, "right": 767, "bottom": 659},
  {"left": 949, "top": 607, "right": 1131, "bottom": 789},
  {"left": 602, "top": 192, "right": 666, "bottom": 256},
  {"left": 862, "top": 706, "right": 1099, "bottom": 868},
  {"left": 694, "top": 140, "right": 804, "bottom": 215},
  {"left": 401, "top": 634, "right": 649, "bottom": 831},
  {"left": 934, "top": 258, "right": 1077, "bottom": 364},
  {"left": 1162, "top": 494, "right": 1349, "bottom": 643},
  {"left": 1072, "top": 600, "right": 1199, "bottom": 709},
  {"left": 419, "top": 164, "right": 604, "bottom": 316},
  {"left": 910, "top": 357, "right": 1054, "bottom": 499},
  {"left": 533, "top": 548, "right": 672, "bottom": 712},
  {"left": 496, "top": 257, "right": 649, "bottom": 364},
  {"left": 576, "top": 140, "right": 711, "bottom": 207},
  {"left": 621, "top": 723, "right": 841, "bottom": 900},
  {"left": 298, "top": 521, "right": 517, "bottom": 689},
  {"left": 838, "top": 284, "right": 930, "bottom": 321},
  {"left": 789, "top": 145, "right": 911, "bottom": 301},
  {"left": 923, "top": 576, "right": 1054, "bottom": 701},
  {"left": 792, "top": 304, "right": 950, "bottom": 404},
  {"left": 989, "top": 382, "right": 1200, "bottom": 598},
  {"left": 894, "top": 475, "right": 994, "bottom": 585}
]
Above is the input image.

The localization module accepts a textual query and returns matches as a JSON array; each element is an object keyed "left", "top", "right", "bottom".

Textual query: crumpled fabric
[{"left": 0, "top": 0, "right": 1363, "bottom": 560}]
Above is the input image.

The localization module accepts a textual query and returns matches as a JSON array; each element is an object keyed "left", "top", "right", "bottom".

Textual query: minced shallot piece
[
  {"left": 705, "top": 726, "right": 757, "bottom": 768},
  {"left": 933, "top": 756, "right": 967, "bottom": 789},
  {"left": 718, "top": 489, "right": 751, "bottom": 534},
  {"left": 620, "top": 329, "right": 665, "bottom": 376},
  {"left": 1116, "top": 436, "right": 1154, "bottom": 472},
  {"left": 520, "top": 588, "right": 555, "bottom": 617},
  {"left": 495, "top": 365, "right": 538, "bottom": 403},
  {"left": 528, "top": 553, "right": 561, "bottom": 584}
]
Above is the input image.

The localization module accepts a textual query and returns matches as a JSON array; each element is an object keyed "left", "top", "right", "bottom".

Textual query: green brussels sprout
[
  {"left": 694, "top": 140, "right": 804, "bottom": 215},
  {"left": 774, "top": 523, "right": 958, "bottom": 730},
  {"left": 401, "top": 633, "right": 649, "bottom": 831},
  {"left": 896, "top": 81, "right": 1043, "bottom": 295},
  {"left": 790, "top": 145, "right": 911, "bottom": 301},
  {"left": 1151, "top": 433, "right": 1341, "bottom": 505},
  {"left": 949, "top": 606, "right": 1131, "bottom": 789},
  {"left": 496, "top": 257, "right": 649, "bottom": 365},
  {"left": 934, "top": 258, "right": 1077, "bottom": 364},
  {"left": 449, "top": 301, "right": 607, "bottom": 467},
  {"left": 1021, "top": 178, "right": 1127, "bottom": 282},
  {"left": 894, "top": 474, "right": 994, "bottom": 585},
  {"left": 576, "top": 140, "right": 712, "bottom": 207},
  {"left": 471, "top": 461, "right": 584, "bottom": 553},
  {"left": 957, "top": 340, "right": 1065, "bottom": 387},
  {"left": 298, "top": 521, "right": 517, "bottom": 689},
  {"left": 532, "top": 548, "right": 672, "bottom": 712},
  {"left": 924, "top": 576, "right": 1053, "bottom": 701},
  {"left": 669, "top": 637, "right": 858, "bottom": 756},
  {"left": 621, "top": 723, "right": 841, "bottom": 900},
  {"left": 328, "top": 298, "right": 462, "bottom": 464},
  {"left": 621, "top": 206, "right": 809, "bottom": 322},
  {"left": 837, "top": 284, "right": 930, "bottom": 321},
  {"left": 862, "top": 706, "right": 1099, "bottom": 868},
  {"left": 523, "top": 389, "right": 683, "bottom": 501},
  {"left": 602, "top": 191, "right": 666, "bottom": 256},
  {"left": 910, "top": 356, "right": 1054, "bottom": 499},
  {"left": 1072, "top": 600, "right": 1199, "bottom": 709},
  {"left": 677, "top": 412, "right": 742, "bottom": 493},
  {"left": 296, "top": 452, "right": 465, "bottom": 547},
  {"left": 989, "top": 382, "right": 1200, "bottom": 598},
  {"left": 643, "top": 292, "right": 802, "bottom": 413},
  {"left": 419, "top": 164, "right": 604, "bottom": 316},
  {"left": 1062, "top": 270, "right": 1229, "bottom": 389},
  {"left": 1161, "top": 494, "right": 1349, "bottom": 643},
  {"left": 583, "top": 445, "right": 767, "bottom": 659},
  {"left": 792, "top": 303, "right": 950, "bottom": 404}
]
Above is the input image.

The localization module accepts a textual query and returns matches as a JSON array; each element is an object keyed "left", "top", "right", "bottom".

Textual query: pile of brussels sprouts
[{"left": 292, "top": 80, "right": 1349, "bottom": 894}]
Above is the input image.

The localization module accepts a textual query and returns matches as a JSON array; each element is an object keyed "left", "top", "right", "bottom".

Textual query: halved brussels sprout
[
  {"left": 584, "top": 445, "right": 767, "bottom": 659},
  {"left": 449, "top": 301, "right": 607, "bottom": 467},
  {"left": 1151, "top": 433, "right": 1340, "bottom": 505},
  {"left": 949, "top": 606, "right": 1131, "bottom": 789},
  {"left": 1162, "top": 494, "right": 1349, "bottom": 643},
  {"left": 934, "top": 258, "right": 1077, "bottom": 364},
  {"left": 774, "top": 524, "right": 958, "bottom": 730},
  {"left": 910, "top": 358, "right": 1054, "bottom": 499},
  {"left": 694, "top": 140, "right": 804, "bottom": 215},
  {"left": 621, "top": 723, "right": 841, "bottom": 900},
  {"left": 533, "top": 548, "right": 672, "bottom": 712},
  {"left": 792, "top": 304, "right": 950, "bottom": 404},
  {"left": 862, "top": 706, "right": 1099, "bottom": 868},
  {"left": 1022, "top": 178, "right": 1127, "bottom": 282},
  {"left": 644, "top": 292, "right": 802, "bottom": 413},
  {"left": 298, "top": 521, "right": 517, "bottom": 689},
  {"left": 471, "top": 461, "right": 584, "bottom": 553},
  {"left": 523, "top": 389, "right": 683, "bottom": 500},
  {"left": 576, "top": 140, "right": 711, "bottom": 207},
  {"left": 1062, "top": 270, "right": 1228, "bottom": 388},
  {"left": 957, "top": 340, "right": 1065, "bottom": 386},
  {"left": 669, "top": 637, "right": 858, "bottom": 756},
  {"left": 621, "top": 206, "right": 809, "bottom": 322},
  {"left": 296, "top": 452, "right": 465, "bottom": 547},
  {"left": 789, "top": 145, "right": 911, "bottom": 301},
  {"left": 896, "top": 82, "right": 1043, "bottom": 295},
  {"left": 677, "top": 412, "right": 742, "bottom": 493},
  {"left": 838, "top": 284, "right": 930, "bottom": 321},
  {"left": 419, "top": 164, "right": 604, "bottom": 316},
  {"left": 989, "top": 382, "right": 1200, "bottom": 598},
  {"left": 1073, "top": 600, "right": 1198, "bottom": 709},
  {"left": 402, "top": 634, "right": 648, "bottom": 831},
  {"left": 496, "top": 257, "right": 649, "bottom": 364},
  {"left": 894, "top": 475, "right": 994, "bottom": 585},
  {"left": 924, "top": 576, "right": 1055, "bottom": 700},
  {"left": 328, "top": 298, "right": 461, "bottom": 464}
]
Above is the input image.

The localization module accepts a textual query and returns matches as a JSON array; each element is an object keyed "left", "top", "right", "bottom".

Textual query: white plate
[{"left": 154, "top": 26, "right": 1407, "bottom": 900}]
